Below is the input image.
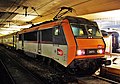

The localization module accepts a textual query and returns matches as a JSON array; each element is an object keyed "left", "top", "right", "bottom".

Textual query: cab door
[{"left": 53, "top": 25, "right": 68, "bottom": 66}]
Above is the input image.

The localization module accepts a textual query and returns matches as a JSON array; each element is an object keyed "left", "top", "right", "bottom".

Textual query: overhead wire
[
  {"left": 10, "top": 0, "right": 92, "bottom": 23},
  {"left": 42, "top": 0, "right": 92, "bottom": 17},
  {"left": 0, "top": 0, "right": 19, "bottom": 23},
  {"left": 0, "top": 6, "right": 20, "bottom": 23},
  {"left": 33, "top": 0, "right": 55, "bottom": 12},
  {"left": 0, "top": 8, "right": 6, "bottom": 12},
  {"left": 23, "top": 0, "right": 55, "bottom": 15},
  {"left": 31, "top": 7, "right": 42, "bottom": 17},
  {"left": 0, "top": 0, "right": 92, "bottom": 27},
  {"left": 70, "top": 0, "right": 92, "bottom": 7},
  {"left": 7, "top": 0, "right": 18, "bottom": 12},
  {"left": 0, "top": 0, "right": 26, "bottom": 25}
]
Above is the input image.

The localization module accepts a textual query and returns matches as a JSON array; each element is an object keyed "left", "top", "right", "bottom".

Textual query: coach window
[
  {"left": 53, "top": 25, "right": 67, "bottom": 45},
  {"left": 24, "top": 31, "right": 37, "bottom": 41},
  {"left": 41, "top": 28, "right": 53, "bottom": 42}
]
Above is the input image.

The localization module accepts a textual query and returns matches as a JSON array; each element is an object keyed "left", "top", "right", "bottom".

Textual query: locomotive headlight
[
  {"left": 97, "top": 49, "right": 104, "bottom": 54},
  {"left": 77, "top": 50, "right": 85, "bottom": 55}
]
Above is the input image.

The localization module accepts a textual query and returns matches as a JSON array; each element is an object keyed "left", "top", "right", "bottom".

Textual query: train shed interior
[{"left": 0, "top": 0, "right": 120, "bottom": 83}]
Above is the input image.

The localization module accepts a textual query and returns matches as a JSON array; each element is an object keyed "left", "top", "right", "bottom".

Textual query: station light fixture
[{"left": 12, "top": 15, "right": 37, "bottom": 22}]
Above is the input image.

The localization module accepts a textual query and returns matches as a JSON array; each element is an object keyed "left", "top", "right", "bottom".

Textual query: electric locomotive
[
  {"left": 15, "top": 16, "right": 110, "bottom": 75},
  {"left": 0, "top": 16, "right": 111, "bottom": 75}
]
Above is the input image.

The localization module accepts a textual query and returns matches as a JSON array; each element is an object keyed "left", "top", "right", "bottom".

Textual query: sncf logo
[{"left": 57, "top": 48, "right": 63, "bottom": 56}]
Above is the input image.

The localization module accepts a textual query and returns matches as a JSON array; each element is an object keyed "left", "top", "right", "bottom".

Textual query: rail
[{"left": 0, "top": 59, "right": 16, "bottom": 84}]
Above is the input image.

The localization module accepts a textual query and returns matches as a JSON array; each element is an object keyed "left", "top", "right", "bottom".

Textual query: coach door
[
  {"left": 17, "top": 34, "right": 24, "bottom": 50},
  {"left": 37, "top": 31, "right": 41, "bottom": 54},
  {"left": 53, "top": 25, "right": 67, "bottom": 65}
]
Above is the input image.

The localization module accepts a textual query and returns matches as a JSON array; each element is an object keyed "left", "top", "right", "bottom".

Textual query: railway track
[
  {"left": 77, "top": 75, "right": 115, "bottom": 84},
  {"left": 0, "top": 47, "right": 44, "bottom": 84},
  {"left": 0, "top": 46, "right": 71, "bottom": 84},
  {"left": 92, "top": 75, "right": 120, "bottom": 84},
  {"left": 0, "top": 46, "right": 119, "bottom": 84},
  {"left": 0, "top": 59, "right": 15, "bottom": 84}
]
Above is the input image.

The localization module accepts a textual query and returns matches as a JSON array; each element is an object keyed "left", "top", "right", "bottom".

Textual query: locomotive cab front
[
  {"left": 61, "top": 16, "right": 111, "bottom": 75},
  {"left": 71, "top": 22, "right": 105, "bottom": 58}
]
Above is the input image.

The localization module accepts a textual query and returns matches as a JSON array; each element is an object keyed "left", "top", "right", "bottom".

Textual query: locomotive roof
[
  {"left": 64, "top": 16, "right": 96, "bottom": 25},
  {"left": 17, "top": 16, "right": 96, "bottom": 34},
  {"left": 30, "top": 16, "right": 94, "bottom": 28}
]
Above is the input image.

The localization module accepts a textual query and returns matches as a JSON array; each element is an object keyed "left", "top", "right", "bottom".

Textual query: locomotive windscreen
[
  {"left": 65, "top": 16, "right": 102, "bottom": 38},
  {"left": 70, "top": 23, "right": 102, "bottom": 38}
]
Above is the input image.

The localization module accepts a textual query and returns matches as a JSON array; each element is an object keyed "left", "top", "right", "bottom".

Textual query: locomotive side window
[
  {"left": 53, "top": 26, "right": 67, "bottom": 45},
  {"left": 70, "top": 23, "right": 102, "bottom": 38},
  {"left": 24, "top": 31, "right": 37, "bottom": 41},
  {"left": 41, "top": 28, "right": 53, "bottom": 42}
]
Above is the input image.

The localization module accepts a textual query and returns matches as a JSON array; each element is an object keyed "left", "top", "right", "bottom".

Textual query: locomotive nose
[
  {"left": 75, "top": 39, "right": 105, "bottom": 57},
  {"left": 76, "top": 39, "right": 105, "bottom": 49}
]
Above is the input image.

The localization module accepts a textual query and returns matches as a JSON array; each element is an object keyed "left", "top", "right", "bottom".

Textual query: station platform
[
  {"left": 105, "top": 53, "right": 120, "bottom": 69},
  {"left": 100, "top": 53, "right": 120, "bottom": 82}
]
